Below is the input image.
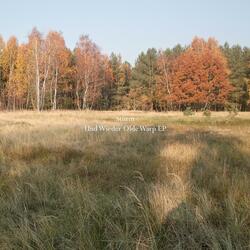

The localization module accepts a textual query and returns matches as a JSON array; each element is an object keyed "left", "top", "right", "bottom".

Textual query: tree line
[{"left": 0, "top": 28, "right": 249, "bottom": 111}]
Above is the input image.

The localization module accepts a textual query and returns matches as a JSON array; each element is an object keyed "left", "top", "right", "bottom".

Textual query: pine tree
[
  {"left": 129, "top": 48, "right": 158, "bottom": 110},
  {"left": 116, "top": 61, "right": 131, "bottom": 109},
  {"left": 243, "top": 47, "right": 250, "bottom": 109},
  {"left": 109, "top": 53, "right": 122, "bottom": 108},
  {"left": 108, "top": 53, "right": 132, "bottom": 109},
  {"left": 0, "top": 35, "right": 5, "bottom": 109},
  {"left": 222, "top": 43, "right": 249, "bottom": 111}
]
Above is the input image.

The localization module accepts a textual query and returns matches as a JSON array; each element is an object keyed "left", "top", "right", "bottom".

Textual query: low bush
[
  {"left": 183, "top": 107, "right": 194, "bottom": 116},
  {"left": 203, "top": 109, "right": 211, "bottom": 117}
]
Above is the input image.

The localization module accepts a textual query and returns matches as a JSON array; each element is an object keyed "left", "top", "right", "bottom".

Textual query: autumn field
[{"left": 0, "top": 111, "right": 250, "bottom": 249}]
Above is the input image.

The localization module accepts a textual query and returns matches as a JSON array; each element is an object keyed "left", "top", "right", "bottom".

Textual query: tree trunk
[
  {"left": 52, "top": 67, "right": 58, "bottom": 110},
  {"left": 35, "top": 39, "right": 40, "bottom": 111},
  {"left": 76, "top": 80, "right": 80, "bottom": 110}
]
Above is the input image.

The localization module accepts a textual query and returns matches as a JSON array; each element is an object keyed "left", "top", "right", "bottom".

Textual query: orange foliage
[{"left": 171, "top": 37, "right": 232, "bottom": 109}]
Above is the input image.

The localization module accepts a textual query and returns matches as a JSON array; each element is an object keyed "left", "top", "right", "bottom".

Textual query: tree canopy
[{"left": 0, "top": 29, "right": 249, "bottom": 111}]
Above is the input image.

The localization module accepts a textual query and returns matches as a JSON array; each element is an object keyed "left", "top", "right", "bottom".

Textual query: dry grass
[{"left": 0, "top": 111, "right": 250, "bottom": 249}]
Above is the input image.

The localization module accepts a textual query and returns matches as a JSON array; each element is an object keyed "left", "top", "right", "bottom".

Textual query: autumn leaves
[
  {"left": 132, "top": 38, "right": 232, "bottom": 111},
  {"left": 75, "top": 35, "right": 111, "bottom": 110},
  {"left": 0, "top": 28, "right": 71, "bottom": 110},
  {"left": 0, "top": 30, "right": 245, "bottom": 111},
  {"left": 165, "top": 38, "right": 232, "bottom": 110}
]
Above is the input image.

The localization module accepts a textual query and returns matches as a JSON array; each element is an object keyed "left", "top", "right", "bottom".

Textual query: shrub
[
  {"left": 225, "top": 102, "right": 238, "bottom": 116},
  {"left": 203, "top": 109, "right": 211, "bottom": 117},
  {"left": 183, "top": 107, "right": 194, "bottom": 116}
]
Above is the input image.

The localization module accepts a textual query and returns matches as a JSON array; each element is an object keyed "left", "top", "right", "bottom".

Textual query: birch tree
[
  {"left": 75, "top": 35, "right": 109, "bottom": 109},
  {"left": 28, "top": 28, "right": 43, "bottom": 111},
  {"left": 0, "top": 36, "right": 18, "bottom": 109}
]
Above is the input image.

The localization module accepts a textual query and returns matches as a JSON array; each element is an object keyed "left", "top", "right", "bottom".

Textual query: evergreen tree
[
  {"left": 129, "top": 48, "right": 158, "bottom": 110},
  {"left": 222, "top": 43, "right": 249, "bottom": 111},
  {"left": 109, "top": 53, "right": 122, "bottom": 108},
  {"left": 0, "top": 35, "right": 5, "bottom": 109},
  {"left": 106, "top": 53, "right": 132, "bottom": 110},
  {"left": 243, "top": 47, "right": 250, "bottom": 109}
]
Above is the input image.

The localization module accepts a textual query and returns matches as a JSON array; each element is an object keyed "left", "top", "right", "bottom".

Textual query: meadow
[{"left": 0, "top": 111, "right": 249, "bottom": 249}]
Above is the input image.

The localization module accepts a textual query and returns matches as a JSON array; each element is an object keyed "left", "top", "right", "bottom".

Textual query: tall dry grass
[{"left": 0, "top": 111, "right": 249, "bottom": 249}]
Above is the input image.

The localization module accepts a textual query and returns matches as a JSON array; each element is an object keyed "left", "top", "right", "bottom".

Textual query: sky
[{"left": 0, "top": 0, "right": 249, "bottom": 64}]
